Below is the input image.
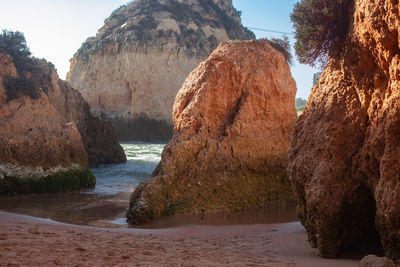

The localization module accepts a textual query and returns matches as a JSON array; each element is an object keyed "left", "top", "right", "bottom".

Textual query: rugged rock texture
[
  {"left": 0, "top": 51, "right": 124, "bottom": 195},
  {"left": 126, "top": 39, "right": 297, "bottom": 224},
  {"left": 359, "top": 255, "right": 396, "bottom": 267},
  {"left": 0, "top": 54, "right": 87, "bottom": 170},
  {"left": 288, "top": 0, "right": 400, "bottom": 262},
  {"left": 46, "top": 71, "right": 126, "bottom": 167},
  {"left": 67, "top": 0, "right": 255, "bottom": 141},
  {"left": 0, "top": 53, "right": 93, "bottom": 194}
]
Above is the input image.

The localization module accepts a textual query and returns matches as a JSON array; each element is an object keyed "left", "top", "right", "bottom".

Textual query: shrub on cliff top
[
  {"left": 0, "top": 30, "right": 53, "bottom": 102},
  {"left": 3, "top": 76, "right": 40, "bottom": 101},
  {"left": 0, "top": 30, "right": 32, "bottom": 73},
  {"left": 290, "top": 0, "right": 351, "bottom": 67},
  {"left": 268, "top": 36, "right": 293, "bottom": 65},
  {"left": 0, "top": 30, "right": 31, "bottom": 58},
  {"left": 3, "top": 60, "right": 52, "bottom": 102}
]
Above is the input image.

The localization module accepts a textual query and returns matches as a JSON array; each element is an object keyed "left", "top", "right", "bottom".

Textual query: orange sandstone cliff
[
  {"left": 67, "top": 0, "right": 255, "bottom": 141},
  {"left": 127, "top": 39, "right": 297, "bottom": 224},
  {"left": 0, "top": 54, "right": 88, "bottom": 171},
  {"left": 46, "top": 67, "right": 126, "bottom": 167},
  {"left": 289, "top": 0, "right": 400, "bottom": 263},
  {"left": 0, "top": 51, "right": 125, "bottom": 195}
]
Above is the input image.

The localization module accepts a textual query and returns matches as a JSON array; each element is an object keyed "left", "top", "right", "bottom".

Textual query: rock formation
[
  {"left": 288, "top": 0, "right": 400, "bottom": 263},
  {"left": 126, "top": 39, "right": 297, "bottom": 224},
  {"left": 0, "top": 54, "right": 87, "bottom": 170},
  {"left": 359, "top": 255, "right": 396, "bottom": 267},
  {"left": 67, "top": 0, "right": 255, "bottom": 141},
  {"left": 46, "top": 70, "right": 126, "bottom": 167},
  {"left": 0, "top": 49, "right": 125, "bottom": 195}
]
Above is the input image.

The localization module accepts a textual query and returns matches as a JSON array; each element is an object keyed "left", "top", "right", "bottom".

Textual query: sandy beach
[{"left": 0, "top": 211, "right": 360, "bottom": 267}]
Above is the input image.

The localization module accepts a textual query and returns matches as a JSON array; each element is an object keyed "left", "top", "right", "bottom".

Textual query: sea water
[
  {"left": 0, "top": 143, "right": 297, "bottom": 228},
  {"left": 91, "top": 143, "right": 164, "bottom": 195},
  {"left": 0, "top": 143, "right": 164, "bottom": 228}
]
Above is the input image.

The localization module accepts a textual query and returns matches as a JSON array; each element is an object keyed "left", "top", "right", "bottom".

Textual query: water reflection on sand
[{"left": 0, "top": 143, "right": 297, "bottom": 228}]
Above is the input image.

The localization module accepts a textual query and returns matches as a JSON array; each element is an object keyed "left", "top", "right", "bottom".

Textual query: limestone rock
[
  {"left": 288, "top": 0, "right": 400, "bottom": 262},
  {"left": 359, "top": 255, "right": 397, "bottom": 267},
  {"left": 0, "top": 54, "right": 86, "bottom": 169},
  {"left": 0, "top": 53, "right": 91, "bottom": 194},
  {"left": 0, "top": 50, "right": 124, "bottom": 195},
  {"left": 45, "top": 71, "right": 126, "bottom": 167},
  {"left": 67, "top": 0, "right": 255, "bottom": 141},
  {"left": 126, "top": 39, "right": 297, "bottom": 224}
]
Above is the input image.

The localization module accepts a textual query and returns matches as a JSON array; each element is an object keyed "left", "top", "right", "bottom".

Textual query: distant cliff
[{"left": 67, "top": 0, "right": 255, "bottom": 141}]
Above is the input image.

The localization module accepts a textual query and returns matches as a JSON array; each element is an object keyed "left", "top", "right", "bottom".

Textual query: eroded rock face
[
  {"left": 288, "top": 0, "right": 400, "bottom": 262},
  {"left": 126, "top": 39, "right": 297, "bottom": 224},
  {"left": 0, "top": 54, "right": 87, "bottom": 170},
  {"left": 67, "top": 0, "right": 254, "bottom": 141},
  {"left": 46, "top": 71, "right": 126, "bottom": 167},
  {"left": 0, "top": 52, "right": 125, "bottom": 195}
]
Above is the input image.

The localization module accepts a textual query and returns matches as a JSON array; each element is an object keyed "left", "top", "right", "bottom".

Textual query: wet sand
[
  {"left": 0, "top": 211, "right": 359, "bottom": 266},
  {"left": 0, "top": 191, "right": 299, "bottom": 229}
]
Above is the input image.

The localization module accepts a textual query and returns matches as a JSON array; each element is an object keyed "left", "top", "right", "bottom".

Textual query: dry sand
[{"left": 0, "top": 211, "right": 359, "bottom": 266}]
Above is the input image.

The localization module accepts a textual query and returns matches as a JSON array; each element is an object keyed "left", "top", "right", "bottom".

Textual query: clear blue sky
[{"left": 0, "top": 0, "right": 317, "bottom": 99}]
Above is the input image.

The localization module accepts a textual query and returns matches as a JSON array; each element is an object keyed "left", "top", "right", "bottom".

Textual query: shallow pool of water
[{"left": 0, "top": 143, "right": 298, "bottom": 228}]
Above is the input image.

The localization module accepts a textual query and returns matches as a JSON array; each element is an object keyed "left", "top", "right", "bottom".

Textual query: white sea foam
[
  {"left": 90, "top": 143, "right": 165, "bottom": 195},
  {"left": 122, "top": 143, "right": 164, "bottom": 162}
]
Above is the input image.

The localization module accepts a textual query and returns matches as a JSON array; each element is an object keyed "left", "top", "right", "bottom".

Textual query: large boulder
[
  {"left": 288, "top": 0, "right": 400, "bottom": 262},
  {"left": 126, "top": 39, "right": 297, "bottom": 224},
  {"left": 67, "top": 0, "right": 255, "bottom": 141}
]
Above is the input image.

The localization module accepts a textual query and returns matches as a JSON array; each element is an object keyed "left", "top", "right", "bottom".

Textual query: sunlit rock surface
[
  {"left": 289, "top": 0, "right": 400, "bottom": 262},
  {"left": 127, "top": 39, "right": 297, "bottom": 224},
  {"left": 0, "top": 51, "right": 125, "bottom": 195},
  {"left": 67, "top": 0, "right": 255, "bottom": 141}
]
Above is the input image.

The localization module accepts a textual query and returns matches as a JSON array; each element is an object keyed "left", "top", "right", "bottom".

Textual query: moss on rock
[
  {"left": 0, "top": 168, "right": 95, "bottom": 197},
  {"left": 127, "top": 169, "right": 294, "bottom": 225}
]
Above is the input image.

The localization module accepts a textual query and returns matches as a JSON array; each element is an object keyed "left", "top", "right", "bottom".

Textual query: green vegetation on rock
[
  {"left": 74, "top": 0, "right": 255, "bottom": 62},
  {"left": 295, "top": 98, "right": 307, "bottom": 110},
  {"left": 0, "top": 30, "right": 55, "bottom": 102},
  {"left": 127, "top": 170, "right": 294, "bottom": 225},
  {"left": 0, "top": 168, "right": 95, "bottom": 197},
  {"left": 0, "top": 30, "right": 31, "bottom": 71},
  {"left": 268, "top": 36, "right": 292, "bottom": 65},
  {"left": 290, "top": 0, "right": 351, "bottom": 66}
]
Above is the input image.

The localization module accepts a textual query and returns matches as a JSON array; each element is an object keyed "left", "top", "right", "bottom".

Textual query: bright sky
[{"left": 0, "top": 0, "right": 317, "bottom": 99}]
